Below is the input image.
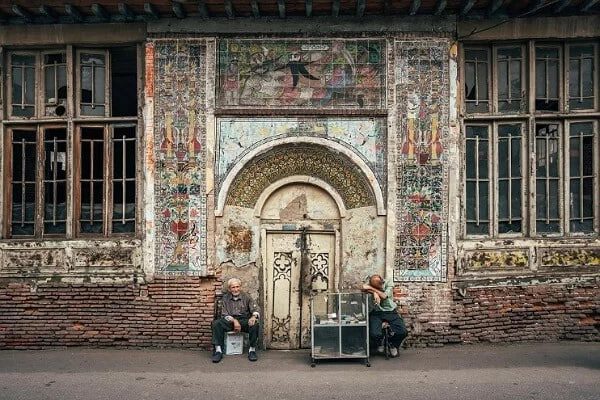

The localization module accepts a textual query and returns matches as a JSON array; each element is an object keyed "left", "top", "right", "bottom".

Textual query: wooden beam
[
  {"left": 409, "top": 0, "right": 421, "bottom": 16},
  {"left": 434, "top": 0, "right": 447, "bottom": 16},
  {"left": 198, "top": 1, "right": 209, "bottom": 19},
  {"left": 118, "top": 3, "right": 136, "bottom": 21},
  {"left": 143, "top": 3, "right": 159, "bottom": 21},
  {"left": 278, "top": 0, "right": 286, "bottom": 19},
  {"left": 460, "top": 0, "right": 476, "bottom": 16},
  {"left": 65, "top": 4, "right": 84, "bottom": 23},
  {"left": 554, "top": 0, "right": 572, "bottom": 13},
  {"left": 581, "top": 0, "right": 600, "bottom": 12},
  {"left": 91, "top": 4, "right": 110, "bottom": 22},
  {"left": 12, "top": 5, "right": 33, "bottom": 23},
  {"left": 224, "top": 0, "right": 235, "bottom": 19},
  {"left": 356, "top": 0, "right": 366, "bottom": 17},
  {"left": 172, "top": 2, "right": 186, "bottom": 19},
  {"left": 39, "top": 5, "right": 58, "bottom": 22},
  {"left": 250, "top": 0, "right": 260, "bottom": 18},
  {"left": 332, "top": 0, "right": 340, "bottom": 17},
  {"left": 306, "top": 0, "right": 313, "bottom": 17}
]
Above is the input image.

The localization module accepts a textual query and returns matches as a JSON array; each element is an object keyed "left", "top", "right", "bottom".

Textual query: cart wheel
[
  {"left": 366, "top": 362, "right": 371, "bottom": 367},
  {"left": 311, "top": 362, "right": 316, "bottom": 368}
]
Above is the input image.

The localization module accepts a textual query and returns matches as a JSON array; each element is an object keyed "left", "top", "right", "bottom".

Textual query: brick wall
[
  {"left": 0, "top": 277, "right": 220, "bottom": 349},
  {"left": 397, "top": 283, "right": 600, "bottom": 347},
  {"left": 1, "top": 279, "right": 598, "bottom": 349}
]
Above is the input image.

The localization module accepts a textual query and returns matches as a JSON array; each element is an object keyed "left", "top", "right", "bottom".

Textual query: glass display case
[{"left": 310, "top": 292, "right": 370, "bottom": 367}]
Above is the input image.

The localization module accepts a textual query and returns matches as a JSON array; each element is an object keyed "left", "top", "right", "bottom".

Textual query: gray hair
[{"left": 227, "top": 277, "right": 242, "bottom": 289}]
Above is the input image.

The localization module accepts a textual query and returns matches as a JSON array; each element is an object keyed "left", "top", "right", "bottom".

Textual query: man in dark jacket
[{"left": 211, "top": 277, "right": 260, "bottom": 363}]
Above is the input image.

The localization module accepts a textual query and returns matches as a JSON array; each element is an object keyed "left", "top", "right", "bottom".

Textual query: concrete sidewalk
[{"left": 0, "top": 342, "right": 599, "bottom": 400}]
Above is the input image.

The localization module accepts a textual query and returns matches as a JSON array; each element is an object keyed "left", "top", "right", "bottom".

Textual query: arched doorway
[
  {"left": 217, "top": 142, "right": 386, "bottom": 350},
  {"left": 259, "top": 181, "right": 342, "bottom": 349}
]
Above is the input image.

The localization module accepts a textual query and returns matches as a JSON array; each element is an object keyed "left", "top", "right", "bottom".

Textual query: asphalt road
[{"left": 0, "top": 342, "right": 599, "bottom": 400}]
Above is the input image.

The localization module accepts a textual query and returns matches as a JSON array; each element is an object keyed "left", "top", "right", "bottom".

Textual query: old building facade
[{"left": 0, "top": 1, "right": 598, "bottom": 349}]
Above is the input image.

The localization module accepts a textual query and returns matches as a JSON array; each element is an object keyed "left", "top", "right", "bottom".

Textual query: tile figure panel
[
  {"left": 153, "top": 40, "right": 207, "bottom": 276},
  {"left": 539, "top": 248, "right": 600, "bottom": 268},
  {"left": 463, "top": 250, "right": 530, "bottom": 272},
  {"left": 394, "top": 40, "right": 450, "bottom": 282},
  {"left": 217, "top": 117, "right": 386, "bottom": 196},
  {"left": 217, "top": 39, "right": 385, "bottom": 108},
  {"left": 226, "top": 144, "right": 376, "bottom": 210}
]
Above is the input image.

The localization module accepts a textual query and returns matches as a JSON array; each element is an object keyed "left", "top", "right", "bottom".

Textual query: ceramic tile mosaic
[
  {"left": 226, "top": 144, "right": 376, "bottom": 210},
  {"left": 217, "top": 39, "right": 385, "bottom": 108},
  {"left": 153, "top": 39, "right": 207, "bottom": 275},
  {"left": 217, "top": 117, "right": 386, "bottom": 196},
  {"left": 394, "top": 40, "right": 450, "bottom": 282}
]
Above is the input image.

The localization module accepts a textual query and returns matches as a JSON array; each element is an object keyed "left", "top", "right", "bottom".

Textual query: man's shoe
[
  {"left": 376, "top": 345, "right": 385, "bottom": 354},
  {"left": 211, "top": 351, "right": 223, "bottom": 363},
  {"left": 248, "top": 350, "right": 258, "bottom": 362},
  {"left": 390, "top": 347, "right": 399, "bottom": 358}
]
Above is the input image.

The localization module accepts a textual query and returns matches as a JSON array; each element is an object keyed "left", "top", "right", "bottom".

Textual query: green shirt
[{"left": 372, "top": 280, "right": 397, "bottom": 312}]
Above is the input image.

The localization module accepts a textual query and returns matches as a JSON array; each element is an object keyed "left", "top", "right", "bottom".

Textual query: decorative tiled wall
[
  {"left": 226, "top": 144, "right": 376, "bottom": 209},
  {"left": 394, "top": 39, "right": 450, "bottom": 282},
  {"left": 153, "top": 40, "right": 207, "bottom": 275},
  {"left": 217, "top": 117, "right": 387, "bottom": 195},
  {"left": 217, "top": 39, "right": 385, "bottom": 108}
]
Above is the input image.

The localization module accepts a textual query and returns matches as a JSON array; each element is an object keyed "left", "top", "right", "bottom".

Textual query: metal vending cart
[{"left": 310, "top": 292, "right": 370, "bottom": 367}]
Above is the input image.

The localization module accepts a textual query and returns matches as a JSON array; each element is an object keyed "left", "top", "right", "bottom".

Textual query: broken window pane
[
  {"left": 80, "top": 53, "right": 106, "bottom": 116},
  {"left": 465, "top": 49, "right": 489, "bottom": 113},
  {"left": 111, "top": 47, "right": 138, "bottom": 117},
  {"left": 80, "top": 127, "right": 105, "bottom": 233},
  {"left": 535, "top": 47, "right": 560, "bottom": 111},
  {"left": 43, "top": 128, "right": 68, "bottom": 234},
  {"left": 569, "top": 45, "right": 595, "bottom": 111},
  {"left": 465, "top": 125, "right": 490, "bottom": 235},
  {"left": 569, "top": 122, "right": 595, "bottom": 233},
  {"left": 11, "top": 130, "right": 37, "bottom": 236},
  {"left": 112, "top": 126, "right": 136, "bottom": 233},
  {"left": 535, "top": 123, "right": 561, "bottom": 233},
  {"left": 11, "top": 54, "right": 36, "bottom": 117},
  {"left": 44, "top": 53, "right": 67, "bottom": 117}
]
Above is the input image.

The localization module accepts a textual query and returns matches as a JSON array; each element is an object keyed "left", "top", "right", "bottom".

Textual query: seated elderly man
[
  {"left": 362, "top": 274, "right": 408, "bottom": 357},
  {"left": 211, "top": 278, "right": 260, "bottom": 363}
]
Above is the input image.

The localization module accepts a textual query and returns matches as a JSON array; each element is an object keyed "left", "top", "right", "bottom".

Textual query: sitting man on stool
[
  {"left": 211, "top": 277, "right": 260, "bottom": 363},
  {"left": 362, "top": 274, "right": 408, "bottom": 357}
]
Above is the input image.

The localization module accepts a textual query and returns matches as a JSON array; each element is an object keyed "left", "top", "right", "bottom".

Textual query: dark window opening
[{"left": 111, "top": 47, "right": 138, "bottom": 117}]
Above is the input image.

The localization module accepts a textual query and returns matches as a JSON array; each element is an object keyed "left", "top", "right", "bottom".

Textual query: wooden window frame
[
  {"left": 7, "top": 51, "right": 40, "bottom": 120},
  {"left": 75, "top": 49, "right": 110, "bottom": 118},
  {"left": 493, "top": 44, "right": 527, "bottom": 114},
  {"left": 565, "top": 42, "right": 599, "bottom": 113},
  {"left": 2, "top": 45, "right": 141, "bottom": 240},
  {"left": 3, "top": 124, "right": 69, "bottom": 239},
  {"left": 461, "top": 39, "right": 600, "bottom": 240}
]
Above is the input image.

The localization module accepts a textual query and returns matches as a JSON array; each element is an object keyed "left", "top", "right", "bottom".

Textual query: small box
[{"left": 225, "top": 332, "right": 244, "bottom": 355}]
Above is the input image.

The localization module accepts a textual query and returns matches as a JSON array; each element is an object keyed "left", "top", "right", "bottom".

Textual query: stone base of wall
[
  {"left": 0, "top": 277, "right": 220, "bottom": 349},
  {"left": 1, "top": 279, "right": 598, "bottom": 349},
  {"left": 400, "top": 283, "right": 600, "bottom": 347}
]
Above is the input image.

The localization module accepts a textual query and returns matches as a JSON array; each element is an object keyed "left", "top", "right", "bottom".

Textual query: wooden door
[{"left": 265, "top": 231, "right": 336, "bottom": 349}]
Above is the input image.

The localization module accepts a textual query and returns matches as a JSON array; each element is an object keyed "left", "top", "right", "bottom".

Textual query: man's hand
[
  {"left": 233, "top": 319, "right": 241, "bottom": 333},
  {"left": 372, "top": 292, "right": 381, "bottom": 305},
  {"left": 248, "top": 316, "right": 257, "bottom": 327}
]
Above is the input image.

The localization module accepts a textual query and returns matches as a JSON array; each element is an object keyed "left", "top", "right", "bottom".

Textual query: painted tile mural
[
  {"left": 394, "top": 40, "right": 450, "bottom": 282},
  {"left": 217, "top": 39, "right": 385, "bottom": 108},
  {"left": 153, "top": 40, "right": 207, "bottom": 275},
  {"left": 217, "top": 118, "right": 386, "bottom": 195}
]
